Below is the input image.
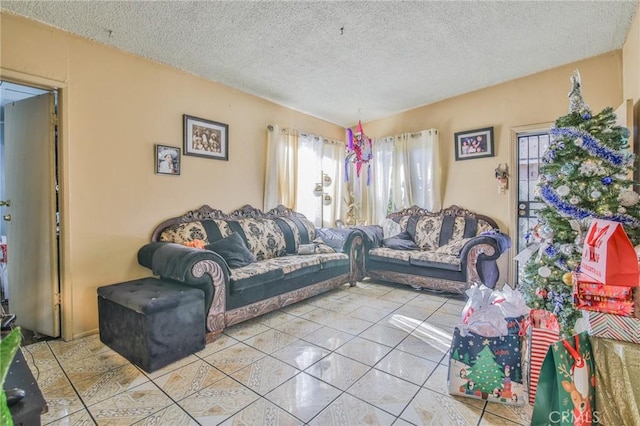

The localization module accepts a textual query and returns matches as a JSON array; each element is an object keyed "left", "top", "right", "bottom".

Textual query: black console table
[{"left": 5, "top": 349, "right": 47, "bottom": 426}]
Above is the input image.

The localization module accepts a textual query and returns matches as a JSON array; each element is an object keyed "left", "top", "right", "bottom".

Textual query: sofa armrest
[
  {"left": 353, "top": 225, "right": 384, "bottom": 249},
  {"left": 315, "top": 228, "right": 365, "bottom": 282},
  {"left": 344, "top": 230, "right": 365, "bottom": 282},
  {"left": 138, "top": 242, "right": 229, "bottom": 332},
  {"left": 459, "top": 234, "right": 510, "bottom": 288}
]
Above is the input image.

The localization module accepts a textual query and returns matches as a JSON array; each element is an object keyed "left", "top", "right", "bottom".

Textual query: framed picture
[
  {"left": 155, "top": 144, "right": 181, "bottom": 175},
  {"left": 454, "top": 127, "right": 494, "bottom": 161},
  {"left": 183, "top": 114, "right": 229, "bottom": 160}
]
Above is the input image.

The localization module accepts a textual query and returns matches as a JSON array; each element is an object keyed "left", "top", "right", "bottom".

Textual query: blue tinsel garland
[
  {"left": 549, "top": 127, "right": 633, "bottom": 168},
  {"left": 539, "top": 184, "right": 640, "bottom": 227}
]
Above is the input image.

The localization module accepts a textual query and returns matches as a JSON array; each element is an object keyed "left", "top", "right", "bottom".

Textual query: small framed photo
[
  {"left": 155, "top": 144, "right": 180, "bottom": 175},
  {"left": 183, "top": 114, "right": 229, "bottom": 161},
  {"left": 454, "top": 127, "right": 494, "bottom": 161}
]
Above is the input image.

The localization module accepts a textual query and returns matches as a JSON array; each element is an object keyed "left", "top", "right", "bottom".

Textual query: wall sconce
[{"left": 495, "top": 163, "right": 509, "bottom": 194}]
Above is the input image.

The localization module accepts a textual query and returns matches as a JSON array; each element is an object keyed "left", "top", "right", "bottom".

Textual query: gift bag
[
  {"left": 580, "top": 218, "right": 638, "bottom": 286},
  {"left": 448, "top": 323, "right": 525, "bottom": 406},
  {"left": 531, "top": 332, "right": 596, "bottom": 426},
  {"left": 526, "top": 309, "right": 561, "bottom": 406}
]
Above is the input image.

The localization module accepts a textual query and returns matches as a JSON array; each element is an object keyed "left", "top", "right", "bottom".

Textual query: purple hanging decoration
[{"left": 345, "top": 121, "right": 373, "bottom": 185}]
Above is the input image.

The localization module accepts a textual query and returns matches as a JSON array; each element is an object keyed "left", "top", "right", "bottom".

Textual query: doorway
[
  {"left": 0, "top": 80, "right": 61, "bottom": 340},
  {"left": 513, "top": 129, "right": 550, "bottom": 287}
]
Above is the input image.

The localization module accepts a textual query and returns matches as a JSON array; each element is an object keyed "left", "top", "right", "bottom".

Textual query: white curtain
[
  {"left": 364, "top": 129, "right": 441, "bottom": 222},
  {"left": 264, "top": 125, "right": 297, "bottom": 211},
  {"left": 295, "top": 133, "right": 323, "bottom": 225},
  {"left": 392, "top": 133, "right": 412, "bottom": 211},
  {"left": 322, "top": 139, "right": 346, "bottom": 227},
  {"left": 371, "top": 137, "right": 395, "bottom": 224},
  {"left": 264, "top": 126, "right": 345, "bottom": 227},
  {"left": 407, "top": 129, "right": 441, "bottom": 211}
]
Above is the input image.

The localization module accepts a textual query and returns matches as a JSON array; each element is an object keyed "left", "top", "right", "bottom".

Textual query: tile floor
[{"left": 20, "top": 280, "right": 533, "bottom": 425}]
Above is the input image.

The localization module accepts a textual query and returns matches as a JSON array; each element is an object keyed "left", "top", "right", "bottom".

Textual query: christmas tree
[
  {"left": 466, "top": 344, "right": 505, "bottom": 394},
  {"left": 519, "top": 70, "right": 639, "bottom": 337}
]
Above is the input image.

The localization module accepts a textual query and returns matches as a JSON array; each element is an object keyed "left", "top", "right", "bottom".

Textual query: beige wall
[
  {"left": 1, "top": 13, "right": 344, "bottom": 339},
  {"left": 623, "top": 9, "right": 640, "bottom": 103},
  {"left": 623, "top": 8, "right": 640, "bottom": 159},
  {"left": 2, "top": 12, "right": 636, "bottom": 338},
  {"left": 364, "top": 52, "right": 623, "bottom": 229},
  {"left": 363, "top": 52, "right": 624, "bottom": 284}
]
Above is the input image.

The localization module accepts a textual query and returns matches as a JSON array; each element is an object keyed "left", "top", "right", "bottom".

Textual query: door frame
[
  {"left": 1, "top": 68, "right": 72, "bottom": 341},
  {"left": 508, "top": 121, "right": 553, "bottom": 286}
]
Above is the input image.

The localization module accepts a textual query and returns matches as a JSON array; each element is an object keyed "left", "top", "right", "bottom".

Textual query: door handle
[
  {"left": 3, "top": 214, "right": 10, "bottom": 222},
  {"left": 0, "top": 200, "right": 10, "bottom": 207}
]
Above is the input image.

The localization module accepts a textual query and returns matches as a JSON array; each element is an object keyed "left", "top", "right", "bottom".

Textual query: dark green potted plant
[{"left": 0, "top": 327, "right": 22, "bottom": 426}]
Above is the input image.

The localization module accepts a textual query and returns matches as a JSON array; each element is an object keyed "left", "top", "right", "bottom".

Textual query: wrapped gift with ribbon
[
  {"left": 587, "top": 310, "right": 640, "bottom": 344},
  {"left": 573, "top": 272, "right": 639, "bottom": 317}
]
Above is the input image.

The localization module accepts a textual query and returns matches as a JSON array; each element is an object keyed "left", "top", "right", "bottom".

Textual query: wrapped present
[
  {"left": 580, "top": 218, "right": 639, "bottom": 286},
  {"left": 525, "top": 310, "right": 560, "bottom": 406},
  {"left": 591, "top": 336, "right": 640, "bottom": 426},
  {"left": 587, "top": 310, "right": 640, "bottom": 344},
  {"left": 573, "top": 273, "right": 638, "bottom": 317}
]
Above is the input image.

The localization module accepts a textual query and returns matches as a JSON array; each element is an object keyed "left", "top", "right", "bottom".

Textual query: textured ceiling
[{"left": 2, "top": 1, "right": 638, "bottom": 127}]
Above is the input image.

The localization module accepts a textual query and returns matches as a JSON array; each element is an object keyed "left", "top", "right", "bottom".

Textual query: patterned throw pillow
[
  {"left": 297, "top": 237, "right": 336, "bottom": 255},
  {"left": 237, "top": 218, "right": 287, "bottom": 260},
  {"left": 413, "top": 216, "right": 443, "bottom": 251},
  {"left": 313, "top": 237, "right": 336, "bottom": 254},
  {"left": 477, "top": 219, "right": 495, "bottom": 235},
  {"left": 450, "top": 216, "right": 467, "bottom": 241},
  {"left": 159, "top": 221, "right": 208, "bottom": 244}
]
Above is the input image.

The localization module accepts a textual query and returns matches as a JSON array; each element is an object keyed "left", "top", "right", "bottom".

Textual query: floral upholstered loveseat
[
  {"left": 137, "top": 205, "right": 364, "bottom": 340},
  {"left": 359, "top": 205, "right": 510, "bottom": 294}
]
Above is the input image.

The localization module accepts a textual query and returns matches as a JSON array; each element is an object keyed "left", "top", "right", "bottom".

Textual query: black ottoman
[{"left": 97, "top": 277, "right": 205, "bottom": 373}]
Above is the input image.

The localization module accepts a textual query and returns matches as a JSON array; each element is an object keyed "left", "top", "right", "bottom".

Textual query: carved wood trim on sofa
[{"left": 386, "top": 204, "right": 499, "bottom": 229}]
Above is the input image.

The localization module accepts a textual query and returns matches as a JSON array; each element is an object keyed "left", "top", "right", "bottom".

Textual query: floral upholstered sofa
[
  {"left": 359, "top": 205, "right": 510, "bottom": 294},
  {"left": 137, "top": 204, "right": 364, "bottom": 340}
]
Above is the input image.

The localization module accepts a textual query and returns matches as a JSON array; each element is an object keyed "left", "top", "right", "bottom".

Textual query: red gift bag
[
  {"left": 526, "top": 309, "right": 560, "bottom": 406},
  {"left": 580, "top": 218, "right": 639, "bottom": 286}
]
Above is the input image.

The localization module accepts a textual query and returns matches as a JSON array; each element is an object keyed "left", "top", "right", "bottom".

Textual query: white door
[{"left": 4, "top": 92, "right": 59, "bottom": 337}]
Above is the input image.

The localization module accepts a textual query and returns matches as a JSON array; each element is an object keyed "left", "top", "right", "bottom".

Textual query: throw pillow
[
  {"left": 205, "top": 232, "right": 256, "bottom": 268},
  {"left": 382, "top": 232, "right": 420, "bottom": 250},
  {"left": 298, "top": 244, "right": 318, "bottom": 255},
  {"left": 297, "top": 238, "right": 337, "bottom": 255},
  {"left": 380, "top": 218, "right": 401, "bottom": 239},
  {"left": 313, "top": 237, "right": 336, "bottom": 254}
]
